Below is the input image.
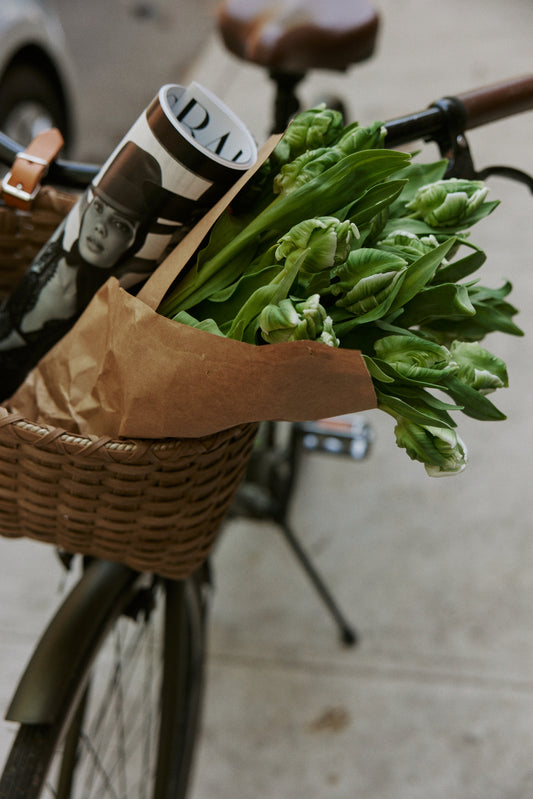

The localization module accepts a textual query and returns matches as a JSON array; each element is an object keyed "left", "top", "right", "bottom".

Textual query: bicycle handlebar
[
  {"left": 0, "top": 74, "right": 532, "bottom": 190},
  {"left": 456, "top": 73, "right": 533, "bottom": 129},
  {"left": 384, "top": 73, "right": 533, "bottom": 147}
]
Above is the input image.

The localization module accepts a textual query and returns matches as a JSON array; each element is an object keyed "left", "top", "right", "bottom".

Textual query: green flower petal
[
  {"left": 271, "top": 106, "right": 345, "bottom": 167},
  {"left": 394, "top": 417, "right": 468, "bottom": 476},
  {"left": 450, "top": 341, "right": 508, "bottom": 393},
  {"left": 407, "top": 178, "right": 490, "bottom": 228}
]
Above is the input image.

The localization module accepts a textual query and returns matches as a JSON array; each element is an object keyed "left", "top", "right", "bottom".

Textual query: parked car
[{"left": 0, "top": 0, "right": 218, "bottom": 160}]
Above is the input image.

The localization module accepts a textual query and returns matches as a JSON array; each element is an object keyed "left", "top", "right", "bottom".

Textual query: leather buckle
[
  {"left": 2, "top": 128, "right": 64, "bottom": 210},
  {"left": 2, "top": 168, "right": 43, "bottom": 204}
]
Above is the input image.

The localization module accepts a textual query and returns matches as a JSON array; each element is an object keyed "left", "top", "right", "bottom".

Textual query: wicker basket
[
  {"left": 0, "top": 187, "right": 77, "bottom": 299},
  {"left": 0, "top": 410, "right": 257, "bottom": 579},
  {"left": 0, "top": 191, "right": 258, "bottom": 579}
]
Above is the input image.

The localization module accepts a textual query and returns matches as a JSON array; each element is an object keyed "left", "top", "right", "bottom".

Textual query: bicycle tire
[{"left": 0, "top": 563, "right": 208, "bottom": 799}]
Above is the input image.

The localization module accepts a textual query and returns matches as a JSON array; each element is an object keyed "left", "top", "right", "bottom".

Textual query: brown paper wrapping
[
  {"left": 8, "top": 138, "right": 377, "bottom": 440},
  {"left": 9, "top": 276, "right": 376, "bottom": 438}
]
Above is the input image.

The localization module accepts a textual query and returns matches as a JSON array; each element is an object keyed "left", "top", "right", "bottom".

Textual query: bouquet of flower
[{"left": 156, "top": 106, "right": 522, "bottom": 476}]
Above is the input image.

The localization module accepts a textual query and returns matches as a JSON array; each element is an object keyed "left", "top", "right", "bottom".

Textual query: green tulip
[
  {"left": 297, "top": 294, "right": 339, "bottom": 345},
  {"left": 258, "top": 298, "right": 302, "bottom": 343},
  {"left": 319, "top": 314, "right": 340, "bottom": 347},
  {"left": 276, "top": 217, "right": 357, "bottom": 266},
  {"left": 298, "top": 294, "right": 325, "bottom": 336},
  {"left": 406, "top": 178, "right": 489, "bottom": 228},
  {"left": 154, "top": 104, "right": 517, "bottom": 476},
  {"left": 450, "top": 341, "right": 508, "bottom": 393},
  {"left": 273, "top": 121, "right": 388, "bottom": 197},
  {"left": 259, "top": 294, "right": 337, "bottom": 346},
  {"left": 160, "top": 148, "right": 410, "bottom": 316},
  {"left": 340, "top": 271, "right": 404, "bottom": 314},
  {"left": 275, "top": 216, "right": 359, "bottom": 293},
  {"left": 273, "top": 147, "right": 341, "bottom": 197},
  {"left": 378, "top": 229, "right": 443, "bottom": 261},
  {"left": 394, "top": 416, "right": 468, "bottom": 476},
  {"left": 373, "top": 334, "right": 458, "bottom": 384},
  {"left": 334, "top": 120, "right": 386, "bottom": 155},
  {"left": 332, "top": 248, "right": 407, "bottom": 317},
  {"left": 271, "top": 106, "right": 344, "bottom": 167}
]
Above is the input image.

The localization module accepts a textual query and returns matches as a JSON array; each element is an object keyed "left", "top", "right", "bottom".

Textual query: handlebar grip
[{"left": 455, "top": 74, "right": 533, "bottom": 129}]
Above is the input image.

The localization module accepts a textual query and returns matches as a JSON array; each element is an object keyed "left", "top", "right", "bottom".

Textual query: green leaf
[
  {"left": 422, "top": 281, "right": 523, "bottom": 342},
  {"left": 430, "top": 247, "right": 486, "bottom": 284},
  {"left": 389, "top": 383, "right": 462, "bottom": 415},
  {"left": 370, "top": 356, "right": 455, "bottom": 391},
  {"left": 396, "top": 282, "right": 476, "bottom": 327},
  {"left": 386, "top": 158, "right": 449, "bottom": 215},
  {"left": 375, "top": 386, "right": 455, "bottom": 428},
  {"left": 172, "top": 311, "right": 225, "bottom": 336},
  {"left": 442, "top": 376, "right": 507, "bottom": 421},
  {"left": 267, "top": 148, "right": 411, "bottom": 230},
  {"left": 188, "top": 264, "right": 281, "bottom": 327},
  {"left": 362, "top": 354, "right": 395, "bottom": 382},
  {"left": 470, "top": 282, "right": 514, "bottom": 303},
  {"left": 347, "top": 180, "right": 407, "bottom": 226},
  {"left": 225, "top": 250, "right": 306, "bottom": 342},
  {"left": 381, "top": 217, "right": 442, "bottom": 237},
  {"left": 160, "top": 148, "right": 411, "bottom": 315},
  {"left": 388, "top": 238, "right": 457, "bottom": 312},
  {"left": 193, "top": 206, "right": 253, "bottom": 273},
  {"left": 468, "top": 303, "right": 524, "bottom": 337}
]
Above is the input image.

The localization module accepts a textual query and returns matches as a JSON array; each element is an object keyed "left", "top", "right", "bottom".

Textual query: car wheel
[{"left": 0, "top": 62, "right": 69, "bottom": 150}]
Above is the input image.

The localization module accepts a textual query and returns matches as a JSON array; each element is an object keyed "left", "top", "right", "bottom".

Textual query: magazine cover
[{"left": 0, "top": 82, "right": 257, "bottom": 399}]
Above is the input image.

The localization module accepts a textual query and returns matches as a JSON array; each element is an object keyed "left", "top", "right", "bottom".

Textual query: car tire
[{"left": 0, "top": 62, "right": 69, "bottom": 150}]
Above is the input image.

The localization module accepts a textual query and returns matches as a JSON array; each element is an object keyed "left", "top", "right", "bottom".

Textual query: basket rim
[{"left": 0, "top": 405, "right": 257, "bottom": 459}]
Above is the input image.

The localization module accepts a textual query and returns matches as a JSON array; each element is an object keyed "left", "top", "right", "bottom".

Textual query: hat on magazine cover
[{"left": 94, "top": 141, "right": 162, "bottom": 220}]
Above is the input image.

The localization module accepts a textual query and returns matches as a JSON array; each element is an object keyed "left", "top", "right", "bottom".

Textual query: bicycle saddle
[{"left": 217, "top": 0, "right": 380, "bottom": 73}]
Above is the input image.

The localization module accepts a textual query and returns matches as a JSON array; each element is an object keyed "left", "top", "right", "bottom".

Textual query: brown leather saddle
[
  {"left": 216, "top": 0, "right": 380, "bottom": 130},
  {"left": 217, "top": 0, "right": 379, "bottom": 72}
]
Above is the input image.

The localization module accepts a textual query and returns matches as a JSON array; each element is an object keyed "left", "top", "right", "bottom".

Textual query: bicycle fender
[{"left": 5, "top": 559, "right": 142, "bottom": 725}]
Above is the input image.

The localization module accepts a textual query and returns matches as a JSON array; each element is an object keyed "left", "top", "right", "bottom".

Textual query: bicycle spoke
[
  {"left": 41, "top": 589, "right": 165, "bottom": 799},
  {"left": 0, "top": 569, "right": 206, "bottom": 799}
]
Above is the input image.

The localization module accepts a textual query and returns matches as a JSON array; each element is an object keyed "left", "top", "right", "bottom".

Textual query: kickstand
[
  {"left": 230, "top": 421, "right": 371, "bottom": 646},
  {"left": 276, "top": 517, "right": 358, "bottom": 646}
]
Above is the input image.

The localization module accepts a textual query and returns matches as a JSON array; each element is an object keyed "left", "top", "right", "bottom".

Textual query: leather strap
[{"left": 2, "top": 128, "right": 64, "bottom": 211}]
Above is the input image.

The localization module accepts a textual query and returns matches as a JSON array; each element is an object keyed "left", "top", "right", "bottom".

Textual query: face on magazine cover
[
  {"left": 77, "top": 194, "right": 141, "bottom": 269},
  {"left": 76, "top": 140, "right": 162, "bottom": 271}
]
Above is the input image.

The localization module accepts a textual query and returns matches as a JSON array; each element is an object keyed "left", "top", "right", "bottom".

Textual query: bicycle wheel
[{"left": 0, "top": 561, "right": 208, "bottom": 799}]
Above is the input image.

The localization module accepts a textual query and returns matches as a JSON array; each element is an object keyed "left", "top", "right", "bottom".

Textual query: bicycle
[{"left": 0, "top": 6, "right": 532, "bottom": 798}]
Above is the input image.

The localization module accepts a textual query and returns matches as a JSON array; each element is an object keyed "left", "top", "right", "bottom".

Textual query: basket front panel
[{"left": 0, "top": 416, "right": 258, "bottom": 578}]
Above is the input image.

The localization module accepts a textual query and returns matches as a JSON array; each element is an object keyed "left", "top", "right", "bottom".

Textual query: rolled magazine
[{"left": 0, "top": 82, "right": 257, "bottom": 399}]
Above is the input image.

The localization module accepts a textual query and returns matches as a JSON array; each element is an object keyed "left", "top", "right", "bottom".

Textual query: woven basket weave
[
  {"left": 0, "top": 187, "right": 77, "bottom": 299},
  {"left": 0, "top": 410, "right": 257, "bottom": 579},
  {"left": 0, "top": 191, "right": 258, "bottom": 579}
]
